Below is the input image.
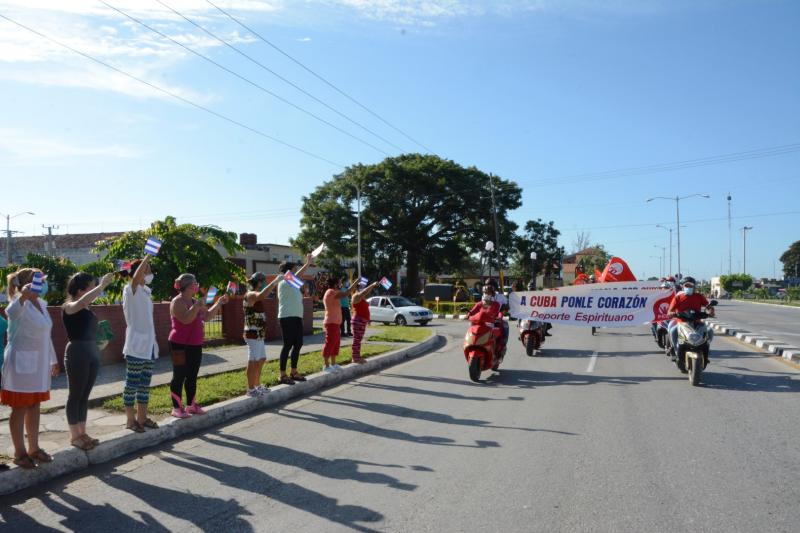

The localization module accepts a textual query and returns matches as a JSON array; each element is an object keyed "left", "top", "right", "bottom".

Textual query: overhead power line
[
  {"left": 0, "top": 11, "right": 345, "bottom": 168},
  {"left": 204, "top": 0, "right": 436, "bottom": 155},
  {"left": 99, "top": 1, "right": 390, "bottom": 156}
]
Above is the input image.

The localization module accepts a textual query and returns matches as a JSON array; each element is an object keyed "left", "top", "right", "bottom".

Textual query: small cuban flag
[
  {"left": 144, "top": 236, "right": 162, "bottom": 256},
  {"left": 30, "top": 272, "right": 45, "bottom": 294},
  {"left": 226, "top": 281, "right": 238, "bottom": 295},
  {"left": 284, "top": 271, "right": 304, "bottom": 290},
  {"left": 359, "top": 276, "right": 369, "bottom": 288},
  {"left": 116, "top": 260, "right": 132, "bottom": 273},
  {"left": 380, "top": 276, "right": 392, "bottom": 290},
  {"left": 205, "top": 286, "right": 218, "bottom": 304}
]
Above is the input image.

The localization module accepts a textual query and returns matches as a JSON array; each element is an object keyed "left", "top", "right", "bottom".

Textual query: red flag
[{"left": 599, "top": 257, "right": 637, "bottom": 282}]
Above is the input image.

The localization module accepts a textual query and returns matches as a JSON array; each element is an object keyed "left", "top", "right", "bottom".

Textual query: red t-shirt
[
  {"left": 353, "top": 299, "right": 370, "bottom": 321},
  {"left": 668, "top": 292, "right": 709, "bottom": 322},
  {"left": 468, "top": 301, "right": 501, "bottom": 324}
]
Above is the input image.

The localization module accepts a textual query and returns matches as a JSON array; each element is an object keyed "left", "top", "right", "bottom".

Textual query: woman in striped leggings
[
  {"left": 120, "top": 256, "right": 160, "bottom": 432},
  {"left": 350, "top": 281, "right": 379, "bottom": 363}
]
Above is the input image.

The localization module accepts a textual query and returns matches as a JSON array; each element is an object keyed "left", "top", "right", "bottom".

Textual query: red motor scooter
[{"left": 463, "top": 317, "right": 506, "bottom": 382}]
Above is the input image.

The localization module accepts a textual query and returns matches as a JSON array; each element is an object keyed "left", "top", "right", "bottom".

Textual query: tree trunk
[{"left": 404, "top": 251, "right": 420, "bottom": 297}]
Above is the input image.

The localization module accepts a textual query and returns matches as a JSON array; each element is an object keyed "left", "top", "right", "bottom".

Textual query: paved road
[
  {"left": 2, "top": 321, "right": 798, "bottom": 532},
  {"left": 714, "top": 299, "right": 800, "bottom": 348}
]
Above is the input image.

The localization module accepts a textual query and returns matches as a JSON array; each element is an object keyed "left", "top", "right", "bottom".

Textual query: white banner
[{"left": 508, "top": 281, "right": 675, "bottom": 328}]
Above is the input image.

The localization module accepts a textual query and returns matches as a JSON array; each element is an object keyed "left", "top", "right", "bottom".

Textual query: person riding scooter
[
  {"left": 483, "top": 281, "right": 510, "bottom": 347},
  {"left": 667, "top": 276, "right": 715, "bottom": 360},
  {"left": 526, "top": 280, "right": 553, "bottom": 337},
  {"left": 467, "top": 292, "right": 504, "bottom": 351}
]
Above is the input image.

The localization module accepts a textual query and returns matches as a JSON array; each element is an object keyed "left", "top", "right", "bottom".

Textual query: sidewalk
[{"left": 0, "top": 322, "right": 381, "bottom": 459}]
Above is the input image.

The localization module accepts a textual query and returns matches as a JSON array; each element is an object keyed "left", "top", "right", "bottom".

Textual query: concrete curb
[
  {"left": 0, "top": 334, "right": 446, "bottom": 496},
  {"left": 707, "top": 320, "right": 800, "bottom": 363}
]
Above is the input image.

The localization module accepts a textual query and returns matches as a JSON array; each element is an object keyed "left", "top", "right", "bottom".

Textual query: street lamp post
[
  {"left": 653, "top": 245, "right": 665, "bottom": 277},
  {"left": 2, "top": 211, "right": 35, "bottom": 265},
  {"left": 655, "top": 224, "right": 673, "bottom": 275},
  {"left": 741, "top": 226, "right": 753, "bottom": 275},
  {"left": 647, "top": 194, "right": 710, "bottom": 276},
  {"left": 485, "top": 241, "right": 494, "bottom": 282},
  {"left": 530, "top": 251, "right": 537, "bottom": 287}
]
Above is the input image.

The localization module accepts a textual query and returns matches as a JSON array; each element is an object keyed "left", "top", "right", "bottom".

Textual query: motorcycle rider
[
  {"left": 481, "top": 281, "right": 509, "bottom": 349},
  {"left": 667, "top": 276, "right": 715, "bottom": 364},
  {"left": 467, "top": 291, "right": 504, "bottom": 350},
  {"left": 588, "top": 274, "right": 598, "bottom": 335}
]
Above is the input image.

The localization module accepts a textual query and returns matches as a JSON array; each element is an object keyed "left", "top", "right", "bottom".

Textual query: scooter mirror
[{"left": 709, "top": 300, "right": 718, "bottom": 306}]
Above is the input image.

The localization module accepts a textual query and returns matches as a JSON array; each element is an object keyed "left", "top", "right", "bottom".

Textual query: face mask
[
  {"left": 684, "top": 287, "right": 694, "bottom": 295},
  {"left": 40, "top": 281, "right": 49, "bottom": 297},
  {"left": 144, "top": 274, "right": 154, "bottom": 285}
]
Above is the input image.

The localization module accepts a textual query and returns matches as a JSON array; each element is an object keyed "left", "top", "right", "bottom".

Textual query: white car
[{"left": 367, "top": 296, "right": 434, "bottom": 326}]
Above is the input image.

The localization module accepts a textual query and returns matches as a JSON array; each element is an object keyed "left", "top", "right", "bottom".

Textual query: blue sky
[{"left": 1, "top": 0, "right": 798, "bottom": 280}]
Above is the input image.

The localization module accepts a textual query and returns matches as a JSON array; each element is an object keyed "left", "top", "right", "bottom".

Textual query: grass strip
[
  {"left": 101, "top": 343, "right": 395, "bottom": 414},
  {"left": 368, "top": 325, "right": 432, "bottom": 343}
]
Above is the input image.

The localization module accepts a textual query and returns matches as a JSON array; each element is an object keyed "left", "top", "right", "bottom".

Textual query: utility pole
[
  {"left": 355, "top": 185, "right": 361, "bottom": 280},
  {"left": 2, "top": 211, "right": 35, "bottom": 266},
  {"left": 488, "top": 174, "right": 502, "bottom": 287},
  {"left": 727, "top": 193, "right": 732, "bottom": 275},
  {"left": 741, "top": 226, "right": 753, "bottom": 275},
  {"left": 42, "top": 224, "right": 59, "bottom": 257}
]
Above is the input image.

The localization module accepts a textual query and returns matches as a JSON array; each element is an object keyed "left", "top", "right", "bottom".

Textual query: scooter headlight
[{"left": 688, "top": 332, "right": 703, "bottom": 345}]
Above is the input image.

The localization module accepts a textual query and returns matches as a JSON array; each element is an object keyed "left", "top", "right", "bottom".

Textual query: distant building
[
  {"left": 227, "top": 233, "right": 321, "bottom": 279},
  {"left": 0, "top": 232, "right": 123, "bottom": 267}
]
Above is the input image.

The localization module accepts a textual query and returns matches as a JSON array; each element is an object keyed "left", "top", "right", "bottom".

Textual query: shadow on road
[
  {"left": 486, "top": 369, "right": 684, "bottom": 388},
  {"left": 355, "top": 380, "right": 524, "bottom": 402},
  {"left": 158, "top": 453, "right": 384, "bottom": 533},
  {"left": 198, "top": 432, "right": 420, "bottom": 491},
  {"left": 313, "top": 395, "right": 576, "bottom": 436},
  {"left": 700, "top": 368, "right": 800, "bottom": 392},
  {"left": 279, "top": 407, "right": 500, "bottom": 449}
]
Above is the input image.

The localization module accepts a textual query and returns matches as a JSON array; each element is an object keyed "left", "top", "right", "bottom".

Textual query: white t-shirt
[
  {"left": 1, "top": 296, "right": 57, "bottom": 393},
  {"left": 122, "top": 283, "right": 159, "bottom": 360}
]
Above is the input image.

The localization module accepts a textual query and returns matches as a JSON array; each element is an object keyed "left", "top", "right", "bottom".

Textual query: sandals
[
  {"left": 142, "top": 418, "right": 159, "bottom": 429},
  {"left": 352, "top": 357, "right": 367, "bottom": 365},
  {"left": 126, "top": 421, "right": 145, "bottom": 433},
  {"left": 13, "top": 455, "right": 37, "bottom": 469},
  {"left": 278, "top": 376, "right": 295, "bottom": 385},
  {"left": 29, "top": 449, "right": 53, "bottom": 464},
  {"left": 71, "top": 435, "right": 95, "bottom": 451},
  {"left": 290, "top": 373, "right": 307, "bottom": 382}
]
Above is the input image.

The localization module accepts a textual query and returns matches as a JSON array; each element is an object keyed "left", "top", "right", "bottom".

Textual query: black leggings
[
  {"left": 279, "top": 317, "right": 303, "bottom": 372},
  {"left": 65, "top": 341, "right": 100, "bottom": 425},
  {"left": 169, "top": 343, "right": 203, "bottom": 408}
]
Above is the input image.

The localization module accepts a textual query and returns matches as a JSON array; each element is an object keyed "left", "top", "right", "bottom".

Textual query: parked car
[{"left": 368, "top": 296, "right": 434, "bottom": 326}]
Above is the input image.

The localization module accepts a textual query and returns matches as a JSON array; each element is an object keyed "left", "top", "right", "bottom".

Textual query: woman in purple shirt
[{"left": 168, "top": 273, "right": 228, "bottom": 419}]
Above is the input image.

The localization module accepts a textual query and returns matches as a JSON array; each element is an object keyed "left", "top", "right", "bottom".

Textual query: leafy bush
[{"left": 719, "top": 273, "right": 753, "bottom": 293}]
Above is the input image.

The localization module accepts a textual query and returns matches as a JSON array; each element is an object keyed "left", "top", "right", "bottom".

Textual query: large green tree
[
  {"left": 292, "top": 154, "right": 522, "bottom": 296},
  {"left": 95, "top": 216, "right": 243, "bottom": 301},
  {"left": 509, "top": 219, "right": 565, "bottom": 282},
  {"left": 780, "top": 240, "right": 800, "bottom": 278}
]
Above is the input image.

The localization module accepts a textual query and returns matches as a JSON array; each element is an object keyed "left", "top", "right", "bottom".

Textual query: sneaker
[
  {"left": 246, "top": 388, "right": 260, "bottom": 398},
  {"left": 323, "top": 366, "right": 336, "bottom": 374},
  {"left": 256, "top": 385, "right": 270, "bottom": 395},
  {"left": 171, "top": 408, "right": 191, "bottom": 419},
  {"left": 186, "top": 402, "right": 206, "bottom": 415},
  {"left": 332, "top": 364, "right": 343, "bottom": 372}
]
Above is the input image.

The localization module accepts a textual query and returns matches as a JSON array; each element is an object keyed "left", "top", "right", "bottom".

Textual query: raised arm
[
  {"left": 294, "top": 253, "right": 314, "bottom": 278},
  {"left": 335, "top": 279, "right": 359, "bottom": 299},
  {"left": 207, "top": 293, "right": 230, "bottom": 318},
  {"left": 130, "top": 254, "right": 151, "bottom": 293},
  {"left": 64, "top": 273, "right": 115, "bottom": 315},
  {"left": 352, "top": 281, "right": 380, "bottom": 304}
]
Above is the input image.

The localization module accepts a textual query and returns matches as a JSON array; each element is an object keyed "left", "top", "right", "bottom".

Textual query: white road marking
[{"left": 586, "top": 351, "right": 598, "bottom": 373}]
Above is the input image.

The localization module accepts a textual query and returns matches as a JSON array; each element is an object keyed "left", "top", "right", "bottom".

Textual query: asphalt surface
[
  {"left": 1, "top": 321, "right": 798, "bottom": 532},
  {"left": 712, "top": 299, "right": 800, "bottom": 348}
]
